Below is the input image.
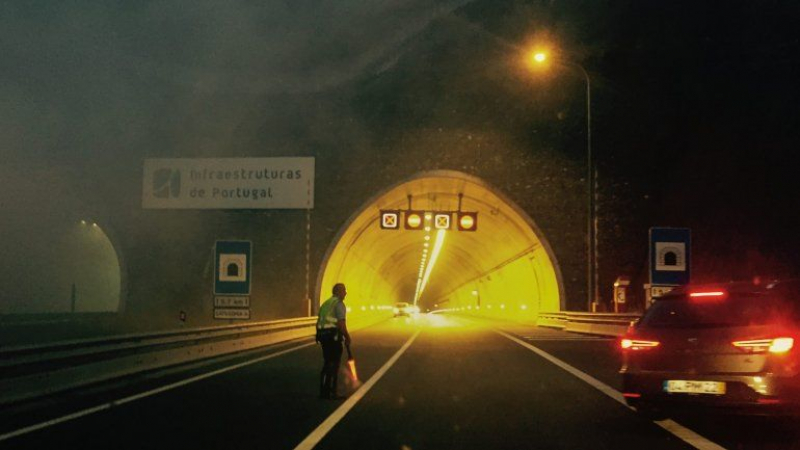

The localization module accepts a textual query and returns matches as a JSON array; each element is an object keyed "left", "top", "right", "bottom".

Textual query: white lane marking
[
  {"left": 293, "top": 329, "right": 422, "bottom": 450},
  {"left": 496, "top": 330, "right": 727, "bottom": 450},
  {"left": 0, "top": 341, "right": 317, "bottom": 443}
]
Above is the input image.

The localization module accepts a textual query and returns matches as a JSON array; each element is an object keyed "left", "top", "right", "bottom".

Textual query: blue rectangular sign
[
  {"left": 649, "top": 227, "right": 691, "bottom": 286},
  {"left": 214, "top": 241, "right": 252, "bottom": 295}
]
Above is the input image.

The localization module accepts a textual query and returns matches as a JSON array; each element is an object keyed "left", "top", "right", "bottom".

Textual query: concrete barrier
[{"left": 537, "top": 311, "right": 640, "bottom": 337}]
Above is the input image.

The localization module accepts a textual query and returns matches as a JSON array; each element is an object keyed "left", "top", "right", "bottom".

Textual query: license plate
[{"left": 664, "top": 380, "right": 726, "bottom": 395}]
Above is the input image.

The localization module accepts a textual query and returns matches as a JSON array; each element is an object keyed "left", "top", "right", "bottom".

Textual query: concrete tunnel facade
[{"left": 318, "top": 171, "right": 564, "bottom": 320}]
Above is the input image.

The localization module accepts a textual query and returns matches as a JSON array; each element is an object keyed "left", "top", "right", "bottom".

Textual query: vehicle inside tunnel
[{"left": 317, "top": 171, "right": 564, "bottom": 321}]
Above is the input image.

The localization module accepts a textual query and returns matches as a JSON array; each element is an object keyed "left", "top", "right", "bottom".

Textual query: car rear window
[{"left": 641, "top": 294, "right": 792, "bottom": 329}]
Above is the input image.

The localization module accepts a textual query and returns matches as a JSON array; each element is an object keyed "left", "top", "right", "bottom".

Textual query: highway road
[{"left": 1, "top": 315, "right": 798, "bottom": 450}]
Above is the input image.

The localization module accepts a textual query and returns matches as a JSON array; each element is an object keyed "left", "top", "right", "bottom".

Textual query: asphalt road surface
[{"left": 2, "top": 315, "right": 798, "bottom": 450}]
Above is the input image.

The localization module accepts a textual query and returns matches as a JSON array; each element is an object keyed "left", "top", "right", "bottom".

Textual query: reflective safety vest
[{"left": 317, "top": 296, "right": 341, "bottom": 330}]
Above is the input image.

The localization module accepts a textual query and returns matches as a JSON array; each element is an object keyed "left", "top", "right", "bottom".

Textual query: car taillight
[
  {"left": 689, "top": 290, "right": 727, "bottom": 301},
  {"left": 621, "top": 339, "right": 660, "bottom": 350},
  {"left": 732, "top": 337, "right": 795, "bottom": 354}
]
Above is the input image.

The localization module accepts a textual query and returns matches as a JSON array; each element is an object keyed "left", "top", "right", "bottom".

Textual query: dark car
[{"left": 620, "top": 280, "right": 800, "bottom": 417}]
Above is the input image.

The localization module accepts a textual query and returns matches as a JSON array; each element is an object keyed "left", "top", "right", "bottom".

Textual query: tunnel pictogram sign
[
  {"left": 214, "top": 240, "right": 252, "bottom": 295},
  {"left": 649, "top": 227, "right": 690, "bottom": 286},
  {"left": 380, "top": 210, "right": 400, "bottom": 230}
]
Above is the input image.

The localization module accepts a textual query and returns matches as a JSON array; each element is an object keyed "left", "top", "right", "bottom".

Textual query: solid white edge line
[
  {"left": 495, "top": 330, "right": 727, "bottom": 450},
  {"left": 0, "top": 341, "right": 317, "bottom": 443},
  {"left": 293, "top": 329, "right": 422, "bottom": 450}
]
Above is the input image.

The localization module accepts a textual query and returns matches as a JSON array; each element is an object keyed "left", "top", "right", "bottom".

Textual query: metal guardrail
[
  {"left": 0, "top": 317, "right": 318, "bottom": 406},
  {"left": 537, "top": 311, "right": 641, "bottom": 337}
]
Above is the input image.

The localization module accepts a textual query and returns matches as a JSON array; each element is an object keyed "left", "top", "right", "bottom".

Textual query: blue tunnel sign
[
  {"left": 649, "top": 227, "right": 691, "bottom": 286},
  {"left": 214, "top": 241, "right": 252, "bottom": 295}
]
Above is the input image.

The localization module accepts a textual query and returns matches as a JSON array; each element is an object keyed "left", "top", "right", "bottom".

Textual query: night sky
[{"left": 2, "top": 0, "right": 800, "bottom": 309}]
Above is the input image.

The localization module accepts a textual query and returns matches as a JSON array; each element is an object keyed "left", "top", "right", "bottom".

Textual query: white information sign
[
  {"left": 142, "top": 157, "right": 314, "bottom": 209},
  {"left": 214, "top": 308, "right": 251, "bottom": 320},
  {"left": 214, "top": 296, "right": 251, "bottom": 308}
]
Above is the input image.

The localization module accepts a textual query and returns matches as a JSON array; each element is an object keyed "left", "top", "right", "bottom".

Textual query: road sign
[
  {"left": 457, "top": 212, "right": 478, "bottom": 231},
  {"left": 214, "top": 296, "right": 250, "bottom": 308},
  {"left": 405, "top": 211, "right": 424, "bottom": 230},
  {"left": 214, "top": 308, "right": 251, "bottom": 320},
  {"left": 380, "top": 210, "right": 400, "bottom": 229},
  {"left": 214, "top": 241, "right": 252, "bottom": 295},
  {"left": 434, "top": 213, "right": 451, "bottom": 230},
  {"left": 649, "top": 227, "right": 691, "bottom": 286},
  {"left": 142, "top": 157, "right": 315, "bottom": 209}
]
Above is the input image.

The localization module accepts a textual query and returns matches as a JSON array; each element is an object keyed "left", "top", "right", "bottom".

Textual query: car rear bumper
[{"left": 622, "top": 371, "right": 800, "bottom": 415}]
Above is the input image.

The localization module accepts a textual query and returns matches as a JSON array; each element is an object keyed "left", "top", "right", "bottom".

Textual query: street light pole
[
  {"left": 575, "top": 64, "right": 597, "bottom": 312},
  {"left": 530, "top": 51, "right": 598, "bottom": 311}
]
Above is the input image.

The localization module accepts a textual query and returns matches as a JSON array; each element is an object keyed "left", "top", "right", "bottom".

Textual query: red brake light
[
  {"left": 732, "top": 337, "right": 794, "bottom": 354},
  {"left": 689, "top": 290, "right": 726, "bottom": 300},
  {"left": 621, "top": 339, "right": 660, "bottom": 350}
]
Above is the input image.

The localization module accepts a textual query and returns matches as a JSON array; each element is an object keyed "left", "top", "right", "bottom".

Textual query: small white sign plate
[{"left": 214, "top": 308, "right": 251, "bottom": 320}]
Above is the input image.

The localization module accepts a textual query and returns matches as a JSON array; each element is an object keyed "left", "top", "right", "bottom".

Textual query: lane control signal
[
  {"left": 457, "top": 212, "right": 478, "bottom": 231},
  {"left": 380, "top": 210, "right": 400, "bottom": 230},
  {"left": 405, "top": 211, "right": 425, "bottom": 230},
  {"left": 434, "top": 213, "right": 451, "bottom": 230}
]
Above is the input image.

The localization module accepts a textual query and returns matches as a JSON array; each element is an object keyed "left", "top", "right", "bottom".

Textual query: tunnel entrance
[{"left": 316, "top": 171, "right": 564, "bottom": 321}]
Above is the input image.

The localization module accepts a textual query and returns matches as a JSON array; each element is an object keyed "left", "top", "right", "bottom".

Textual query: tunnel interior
[
  {"left": 0, "top": 168, "right": 122, "bottom": 315},
  {"left": 318, "top": 171, "right": 563, "bottom": 321}
]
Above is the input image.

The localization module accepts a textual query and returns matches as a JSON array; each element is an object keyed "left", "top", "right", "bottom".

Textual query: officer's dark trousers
[{"left": 319, "top": 332, "right": 342, "bottom": 398}]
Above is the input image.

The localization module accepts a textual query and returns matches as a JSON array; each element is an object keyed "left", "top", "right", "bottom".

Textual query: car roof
[{"left": 659, "top": 279, "right": 800, "bottom": 300}]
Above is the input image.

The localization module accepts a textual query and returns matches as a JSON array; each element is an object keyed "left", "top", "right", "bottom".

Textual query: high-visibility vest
[{"left": 317, "top": 296, "right": 341, "bottom": 330}]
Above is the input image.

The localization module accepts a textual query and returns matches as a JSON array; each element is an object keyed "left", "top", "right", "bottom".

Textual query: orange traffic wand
[{"left": 346, "top": 343, "right": 358, "bottom": 381}]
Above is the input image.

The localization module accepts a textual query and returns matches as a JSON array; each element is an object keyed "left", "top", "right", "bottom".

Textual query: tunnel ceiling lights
[{"left": 379, "top": 210, "right": 478, "bottom": 232}]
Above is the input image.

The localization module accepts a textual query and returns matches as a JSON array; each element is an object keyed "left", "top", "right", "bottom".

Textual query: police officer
[{"left": 316, "top": 283, "right": 351, "bottom": 399}]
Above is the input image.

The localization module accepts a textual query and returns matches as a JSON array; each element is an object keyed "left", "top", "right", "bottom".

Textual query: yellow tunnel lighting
[
  {"left": 317, "top": 171, "right": 563, "bottom": 320},
  {"left": 415, "top": 229, "right": 446, "bottom": 303}
]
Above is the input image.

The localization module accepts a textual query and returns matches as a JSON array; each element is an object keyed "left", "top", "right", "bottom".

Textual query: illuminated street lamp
[{"left": 531, "top": 50, "right": 598, "bottom": 312}]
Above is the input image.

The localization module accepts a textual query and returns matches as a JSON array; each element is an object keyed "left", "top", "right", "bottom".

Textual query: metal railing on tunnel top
[{"left": 537, "top": 311, "right": 641, "bottom": 337}]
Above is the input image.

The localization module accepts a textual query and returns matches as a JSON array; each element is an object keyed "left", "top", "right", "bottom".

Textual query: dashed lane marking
[{"left": 496, "top": 330, "right": 727, "bottom": 450}]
